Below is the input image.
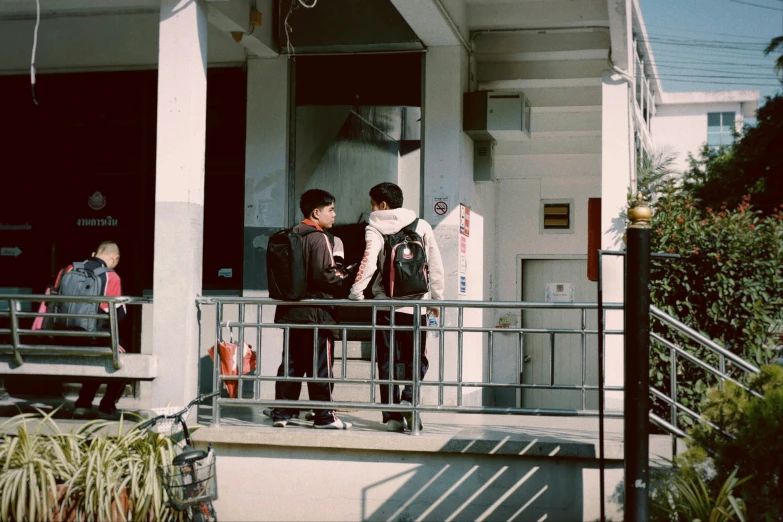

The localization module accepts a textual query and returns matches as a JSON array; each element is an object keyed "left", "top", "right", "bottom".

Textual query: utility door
[{"left": 520, "top": 258, "right": 599, "bottom": 411}]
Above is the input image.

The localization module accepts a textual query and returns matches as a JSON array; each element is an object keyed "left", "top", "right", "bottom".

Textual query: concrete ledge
[
  {"left": 0, "top": 354, "right": 157, "bottom": 380},
  {"left": 193, "top": 409, "right": 628, "bottom": 461}
]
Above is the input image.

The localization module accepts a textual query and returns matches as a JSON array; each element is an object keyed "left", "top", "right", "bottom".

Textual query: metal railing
[
  {"left": 198, "top": 297, "right": 625, "bottom": 434},
  {"left": 0, "top": 294, "right": 149, "bottom": 369},
  {"left": 648, "top": 304, "right": 761, "bottom": 454}
]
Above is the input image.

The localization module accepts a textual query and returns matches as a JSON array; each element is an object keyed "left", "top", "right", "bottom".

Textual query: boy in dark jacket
[{"left": 269, "top": 189, "right": 352, "bottom": 429}]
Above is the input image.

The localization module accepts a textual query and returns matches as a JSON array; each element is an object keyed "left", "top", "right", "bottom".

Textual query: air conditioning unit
[{"left": 463, "top": 91, "right": 532, "bottom": 142}]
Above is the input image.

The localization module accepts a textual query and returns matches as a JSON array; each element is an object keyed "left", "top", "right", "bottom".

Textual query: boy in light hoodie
[{"left": 349, "top": 182, "right": 445, "bottom": 432}]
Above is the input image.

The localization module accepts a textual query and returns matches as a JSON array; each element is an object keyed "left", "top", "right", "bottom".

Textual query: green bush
[
  {"left": 676, "top": 365, "right": 783, "bottom": 522},
  {"left": 0, "top": 412, "right": 184, "bottom": 522},
  {"left": 648, "top": 180, "right": 783, "bottom": 427},
  {"left": 650, "top": 463, "right": 749, "bottom": 522}
]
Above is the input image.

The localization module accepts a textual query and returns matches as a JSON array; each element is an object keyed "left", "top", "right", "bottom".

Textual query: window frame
[
  {"left": 540, "top": 199, "right": 574, "bottom": 234},
  {"left": 707, "top": 111, "right": 736, "bottom": 148}
]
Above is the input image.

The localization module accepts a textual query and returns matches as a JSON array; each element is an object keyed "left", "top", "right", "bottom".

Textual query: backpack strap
[
  {"left": 92, "top": 266, "right": 110, "bottom": 277},
  {"left": 72, "top": 261, "right": 85, "bottom": 270},
  {"left": 402, "top": 218, "right": 419, "bottom": 234}
]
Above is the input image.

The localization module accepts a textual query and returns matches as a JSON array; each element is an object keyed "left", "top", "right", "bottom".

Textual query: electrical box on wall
[
  {"left": 463, "top": 91, "right": 532, "bottom": 142},
  {"left": 473, "top": 142, "right": 494, "bottom": 183}
]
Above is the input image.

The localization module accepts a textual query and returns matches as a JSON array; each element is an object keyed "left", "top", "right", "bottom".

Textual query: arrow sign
[{"left": 1, "top": 247, "right": 22, "bottom": 257}]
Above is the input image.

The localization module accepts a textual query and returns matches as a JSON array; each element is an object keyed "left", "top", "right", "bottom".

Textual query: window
[
  {"left": 540, "top": 199, "right": 574, "bottom": 234},
  {"left": 707, "top": 112, "right": 735, "bottom": 147}
]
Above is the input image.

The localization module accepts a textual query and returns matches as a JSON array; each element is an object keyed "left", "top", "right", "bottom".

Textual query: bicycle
[{"left": 137, "top": 391, "right": 220, "bottom": 522}]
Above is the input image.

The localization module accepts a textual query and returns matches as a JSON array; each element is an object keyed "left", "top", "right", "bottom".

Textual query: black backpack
[
  {"left": 380, "top": 219, "right": 430, "bottom": 299},
  {"left": 51, "top": 262, "right": 111, "bottom": 332},
  {"left": 266, "top": 228, "right": 324, "bottom": 301}
]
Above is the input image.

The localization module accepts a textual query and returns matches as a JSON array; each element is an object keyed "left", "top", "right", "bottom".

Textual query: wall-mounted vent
[
  {"left": 474, "top": 142, "right": 494, "bottom": 183},
  {"left": 543, "top": 204, "right": 570, "bottom": 229},
  {"left": 540, "top": 199, "right": 574, "bottom": 234}
]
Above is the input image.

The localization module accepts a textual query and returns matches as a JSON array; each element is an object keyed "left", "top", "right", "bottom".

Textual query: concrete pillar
[
  {"left": 601, "top": 70, "right": 632, "bottom": 410},
  {"left": 240, "top": 56, "right": 290, "bottom": 400},
  {"left": 423, "top": 46, "right": 486, "bottom": 406},
  {"left": 243, "top": 57, "right": 291, "bottom": 292},
  {"left": 150, "top": 0, "right": 208, "bottom": 407}
]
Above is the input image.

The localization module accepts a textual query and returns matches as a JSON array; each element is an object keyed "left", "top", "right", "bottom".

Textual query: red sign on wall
[{"left": 459, "top": 204, "right": 470, "bottom": 237}]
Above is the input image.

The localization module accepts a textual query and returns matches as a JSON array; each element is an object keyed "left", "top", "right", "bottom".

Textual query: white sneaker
[
  {"left": 73, "top": 407, "right": 92, "bottom": 418},
  {"left": 273, "top": 419, "right": 288, "bottom": 428},
  {"left": 400, "top": 400, "right": 423, "bottom": 431},
  {"left": 386, "top": 419, "right": 405, "bottom": 432},
  {"left": 313, "top": 418, "right": 352, "bottom": 430}
]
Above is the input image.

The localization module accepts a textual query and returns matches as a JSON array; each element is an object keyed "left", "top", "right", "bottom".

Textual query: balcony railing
[{"left": 197, "top": 297, "right": 626, "bottom": 434}]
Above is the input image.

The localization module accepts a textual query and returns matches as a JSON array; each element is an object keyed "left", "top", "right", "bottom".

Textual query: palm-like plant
[
  {"left": 0, "top": 411, "right": 78, "bottom": 522},
  {"left": 650, "top": 463, "right": 750, "bottom": 522},
  {"left": 765, "top": 36, "right": 783, "bottom": 81},
  {"left": 0, "top": 412, "right": 185, "bottom": 522}
]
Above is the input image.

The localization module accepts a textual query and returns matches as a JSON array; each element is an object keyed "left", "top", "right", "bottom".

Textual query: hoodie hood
[{"left": 367, "top": 208, "right": 418, "bottom": 235}]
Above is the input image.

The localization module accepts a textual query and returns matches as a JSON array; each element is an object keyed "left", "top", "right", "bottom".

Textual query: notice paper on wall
[{"left": 545, "top": 282, "right": 574, "bottom": 303}]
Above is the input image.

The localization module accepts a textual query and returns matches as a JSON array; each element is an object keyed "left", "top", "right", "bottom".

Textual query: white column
[
  {"left": 601, "top": 70, "right": 632, "bottom": 411},
  {"left": 238, "top": 56, "right": 290, "bottom": 400},
  {"left": 423, "top": 46, "right": 467, "bottom": 296},
  {"left": 423, "top": 46, "right": 486, "bottom": 406},
  {"left": 243, "top": 57, "right": 290, "bottom": 292},
  {"left": 150, "top": 0, "right": 208, "bottom": 407}
]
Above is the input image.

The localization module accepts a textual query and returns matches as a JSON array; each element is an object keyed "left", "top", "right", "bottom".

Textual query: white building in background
[{"left": 653, "top": 90, "right": 760, "bottom": 173}]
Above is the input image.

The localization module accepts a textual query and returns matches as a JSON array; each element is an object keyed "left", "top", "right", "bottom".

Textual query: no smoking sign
[{"left": 431, "top": 196, "right": 450, "bottom": 221}]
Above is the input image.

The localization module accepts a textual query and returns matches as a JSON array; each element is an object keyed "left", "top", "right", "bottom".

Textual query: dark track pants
[
  {"left": 376, "top": 311, "right": 428, "bottom": 423},
  {"left": 272, "top": 329, "right": 336, "bottom": 425},
  {"left": 76, "top": 381, "right": 126, "bottom": 412}
]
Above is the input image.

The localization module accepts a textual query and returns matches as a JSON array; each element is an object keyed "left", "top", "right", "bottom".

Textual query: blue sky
[{"left": 638, "top": 0, "right": 783, "bottom": 102}]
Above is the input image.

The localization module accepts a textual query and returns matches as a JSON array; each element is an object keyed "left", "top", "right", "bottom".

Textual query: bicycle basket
[
  {"left": 148, "top": 406, "right": 184, "bottom": 435},
  {"left": 157, "top": 449, "right": 218, "bottom": 510}
]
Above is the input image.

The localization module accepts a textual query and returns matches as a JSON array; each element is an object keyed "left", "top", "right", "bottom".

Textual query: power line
[
  {"left": 651, "top": 58, "right": 775, "bottom": 67},
  {"left": 727, "top": 0, "right": 783, "bottom": 10},
  {"left": 661, "top": 78, "right": 782, "bottom": 86},
  {"left": 653, "top": 64, "right": 778, "bottom": 76},
  {"left": 643, "top": 45, "right": 773, "bottom": 59},
  {"left": 642, "top": 22, "right": 776, "bottom": 40}
]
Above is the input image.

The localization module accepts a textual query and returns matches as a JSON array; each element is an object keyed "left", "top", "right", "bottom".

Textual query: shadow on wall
[{"left": 360, "top": 438, "right": 589, "bottom": 522}]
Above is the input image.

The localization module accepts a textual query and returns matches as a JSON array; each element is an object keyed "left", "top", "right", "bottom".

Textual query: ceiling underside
[
  {"left": 0, "top": 0, "right": 612, "bottom": 155},
  {"left": 466, "top": 0, "right": 611, "bottom": 156}
]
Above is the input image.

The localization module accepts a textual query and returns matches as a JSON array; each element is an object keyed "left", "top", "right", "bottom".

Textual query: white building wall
[{"left": 652, "top": 101, "right": 745, "bottom": 173}]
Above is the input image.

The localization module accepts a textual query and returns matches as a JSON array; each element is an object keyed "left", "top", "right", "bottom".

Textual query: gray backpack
[{"left": 52, "top": 262, "right": 111, "bottom": 332}]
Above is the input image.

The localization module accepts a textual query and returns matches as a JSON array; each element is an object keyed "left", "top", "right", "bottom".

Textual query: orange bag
[{"left": 208, "top": 341, "right": 257, "bottom": 398}]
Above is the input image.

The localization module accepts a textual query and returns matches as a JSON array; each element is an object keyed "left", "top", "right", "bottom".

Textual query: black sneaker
[{"left": 97, "top": 407, "right": 122, "bottom": 421}]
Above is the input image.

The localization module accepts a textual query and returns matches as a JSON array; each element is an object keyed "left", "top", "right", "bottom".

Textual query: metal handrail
[
  {"left": 198, "top": 296, "right": 623, "bottom": 309},
  {"left": 0, "top": 294, "right": 150, "bottom": 370},
  {"left": 650, "top": 305, "right": 760, "bottom": 374},
  {"left": 648, "top": 305, "right": 761, "bottom": 456},
  {"left": 200, "top": 297, "right": 625, "bottom": 431}
]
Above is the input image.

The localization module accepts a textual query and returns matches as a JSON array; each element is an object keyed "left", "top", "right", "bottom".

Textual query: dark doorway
[{"left": 0, "top": 67, "right": 247, "bottom": 353}]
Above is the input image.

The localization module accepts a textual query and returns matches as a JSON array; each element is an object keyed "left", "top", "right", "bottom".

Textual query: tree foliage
[
  {"left": 683, "top": 94, "right": 783, "bottom": 216},
  {"left": 675, "top": 365, "right": 783, "bottom": 522},
  {"left": 647, "top": 180, "right": 783, "bottom": 427}
]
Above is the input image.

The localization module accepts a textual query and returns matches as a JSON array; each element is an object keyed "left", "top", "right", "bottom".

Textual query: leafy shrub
[
  {"left": 676, "top": 365, "right": 783, "bottom": 522},
  {"left": 650, "top": 463, "right": 749, "bottom": 522},
  {"left": 648, "top": 180, "right": 783, "bottom": 427},
  {"left": 0, "top": 412, "right": 184, "bottom": 522}
]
